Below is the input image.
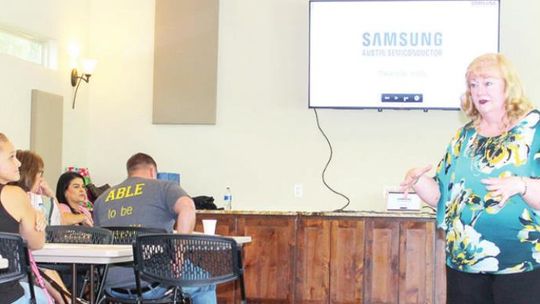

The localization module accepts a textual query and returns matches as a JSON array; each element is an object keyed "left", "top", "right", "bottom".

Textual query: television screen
[{"left": 308, "top": 0, "right": 500, "bottom": 110}]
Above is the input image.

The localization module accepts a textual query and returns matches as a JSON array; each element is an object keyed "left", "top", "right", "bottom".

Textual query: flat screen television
[{"left": 308, "top": 0, "right": 500, "bottom": 110}]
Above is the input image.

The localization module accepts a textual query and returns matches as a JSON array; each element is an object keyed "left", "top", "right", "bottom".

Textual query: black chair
[
  {"left": 44, "top": 225, "right": 113, "bottom": 303},
  {"left": 46, "top": 225, "right": 113, "bottom": 244},
  {"left": 104, "top": 226, "right": 168, "bottom": 245},
  {"left": 0, "top": 232, "right": 37, "bottom": 304},
  {"left": 107, "top": 233, "right": 246, "bottom": 304},
  {"left": 99, "top": 227, "right": 169, "bottom": 304}
]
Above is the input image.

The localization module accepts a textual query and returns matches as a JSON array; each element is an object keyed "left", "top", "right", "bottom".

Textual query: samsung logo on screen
[{"left": 362, "top": 32, "right": 443, "bottom": 47}]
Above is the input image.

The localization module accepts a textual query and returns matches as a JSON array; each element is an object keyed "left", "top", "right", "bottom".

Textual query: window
[{"left": 0, "top": 26, "right": 57, "bottom": 69}]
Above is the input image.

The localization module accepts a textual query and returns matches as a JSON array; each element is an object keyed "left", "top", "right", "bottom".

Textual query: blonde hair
[
  {"left": 461, "top": 53, "right": 533, "bottom": 127},
  {"left": 0, "top": 133, "right": 9, "bottom": 152}
]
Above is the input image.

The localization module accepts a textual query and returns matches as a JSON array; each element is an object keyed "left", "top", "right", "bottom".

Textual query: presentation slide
[{"left": 309, "top": 0, "right": 500, "bottom": 110}]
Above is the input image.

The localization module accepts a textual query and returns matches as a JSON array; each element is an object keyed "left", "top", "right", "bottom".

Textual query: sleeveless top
[{"left": 0, "top": 184, "right": 26, "bottom": 302}]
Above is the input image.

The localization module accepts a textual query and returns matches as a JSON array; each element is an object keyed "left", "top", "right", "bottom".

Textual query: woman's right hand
[
  {"left": 81, "top": 214, "right": 94, "bottom": 227},
  {"left": 38, "top": 180, "right": 55, "bottom": 198},
  {"left": 400, "top": 165, "right": 433, "bottom": 194}
]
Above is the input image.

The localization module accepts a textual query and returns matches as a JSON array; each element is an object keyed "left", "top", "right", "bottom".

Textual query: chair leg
[
  {"left": 96, "top": 264, "right": 109, "bottom": 303},
  {"left": 237, "top": 248, "right": 247, "bottom": 304},
  {"left": 179, "top": 295, "right": 192, "bottom": 304},
  {"left": 28, "top": 270, "right": 37, "bottom": 304},
  {"left": 172, "top": 288, "right": 192, "bottom": 304},
  {"left": 72, "top": 264, "right": 78, "bottom": 304},
  {"left": 239, "top": 273, "right": 247, "bottom": 304}
]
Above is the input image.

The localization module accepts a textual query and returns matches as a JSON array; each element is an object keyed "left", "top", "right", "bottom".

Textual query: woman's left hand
[{"left": 481, "top": 176, "right": 525, "bottom": 206}]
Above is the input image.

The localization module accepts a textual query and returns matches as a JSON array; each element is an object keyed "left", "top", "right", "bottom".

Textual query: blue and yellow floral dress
[{"left": 436, "top": 110, "right": 540, "bottom": 274}]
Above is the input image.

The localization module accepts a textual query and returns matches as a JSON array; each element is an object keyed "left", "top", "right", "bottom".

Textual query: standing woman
[
  {"left": 0, "top": 133, "right": 48, "bottom": 303},
  {"left": 56, "top": 172, "right": 93, "bottom": 226},
  {"left": 401, "top": 53, "right": 540, "bottom": 304}
]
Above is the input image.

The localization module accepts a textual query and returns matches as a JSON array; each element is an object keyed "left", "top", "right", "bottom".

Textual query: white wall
[
  {"left": 2, "top": 0, "right": 539, "bottom": 212},
  {"left": 0, "top": 0, "right": 90, "bottom": 185}
]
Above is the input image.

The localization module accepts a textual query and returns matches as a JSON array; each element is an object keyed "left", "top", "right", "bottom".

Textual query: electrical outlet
[{"left": 294, "top": 184, "right": 303, "bottom": 198}]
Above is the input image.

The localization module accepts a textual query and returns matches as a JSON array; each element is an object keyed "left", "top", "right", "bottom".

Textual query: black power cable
[{"left": 312, "top": 108, "right": 352, "bottom": 212}]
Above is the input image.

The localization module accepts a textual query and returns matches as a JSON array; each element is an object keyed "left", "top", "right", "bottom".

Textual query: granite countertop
[{"left": 197, "top": 209, "right": 436, "bottom": 219}]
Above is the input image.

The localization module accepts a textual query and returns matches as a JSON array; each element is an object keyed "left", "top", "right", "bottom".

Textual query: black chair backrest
[
  {"left": 46, "top": 225, "right": 113, "bottom": 244},
  {"left": 0, "top": 232, "right": 36, "bottom": 302},
  {"left": 133, "top": 234, "right": 242, "bottom": 288},
  {"left": 102, "top": 226, "right": 167, "bottom": 245},
  {"left": 0, "top": 232, "right": 31, "bottom": 285}
]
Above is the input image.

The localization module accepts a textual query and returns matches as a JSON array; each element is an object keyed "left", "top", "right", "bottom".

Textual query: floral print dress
[{"left": 436, "top": 110, "right": 540, "bottom": 274}]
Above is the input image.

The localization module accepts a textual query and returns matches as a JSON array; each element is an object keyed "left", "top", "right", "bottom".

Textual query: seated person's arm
[
  {"left": 3, "top": 185, "right": 45, "bottom": 250},
  {"left": 174, "top": 196, "right": 196, "bottom": 234},
  {"left": 60, "top": 212, "right": 88, "bottom": 225},
  {"left": 59, "top": 204, "right": 92, "bottom": 226}
]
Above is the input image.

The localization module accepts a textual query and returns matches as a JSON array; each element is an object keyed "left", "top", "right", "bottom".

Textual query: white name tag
[{"left": 386, "top": 191, "right": 421, "bottom": 211}]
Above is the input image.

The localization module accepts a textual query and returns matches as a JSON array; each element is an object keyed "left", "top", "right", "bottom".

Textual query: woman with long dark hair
[{"left": 56, "top": 171, "right": 93, "bottom": 226}]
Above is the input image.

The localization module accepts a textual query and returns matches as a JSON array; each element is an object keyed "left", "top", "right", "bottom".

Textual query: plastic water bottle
[{"left": 223, "top": 186, "right": 232, "bottom": 210}]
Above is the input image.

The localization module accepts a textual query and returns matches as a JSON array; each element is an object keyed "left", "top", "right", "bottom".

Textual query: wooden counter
[{"left": 194, "top": 211, "right": 445, "bottom": 304}]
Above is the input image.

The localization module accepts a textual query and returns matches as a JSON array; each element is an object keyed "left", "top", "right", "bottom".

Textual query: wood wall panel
[
  {"left": 238, "top": 216, "right": 297, "bottom": 303},
  {"left": 330, "top": 219, "right": 365, "bottom": 304},
  {"left": 435, "top": 228, "right": 447, "bottom": 304},
  {"left": 399, "top": 220, "right": 435, "bottom": 304},
  {"left": 364, "top": 219, "right": 400, "bottom": 304},
  {"left": 195, "top": 212, "right": 445, "bottom": 303},
  {"left": 295, "top": 218, "right": 331, "bottom": 303}
]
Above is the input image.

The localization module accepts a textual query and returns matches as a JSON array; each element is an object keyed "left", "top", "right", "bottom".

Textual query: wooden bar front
[{"left": 194, "top": 211, "right": 445, "bottom": 304}]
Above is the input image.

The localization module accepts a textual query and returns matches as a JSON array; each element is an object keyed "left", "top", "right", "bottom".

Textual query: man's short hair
[{"left": 126, "top": 153, "right": 158, "bottom": 175}]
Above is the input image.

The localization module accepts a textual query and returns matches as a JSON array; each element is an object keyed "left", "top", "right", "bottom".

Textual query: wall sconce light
[{"left": 71, "top": 59, "right": 97, "bottom": 109}]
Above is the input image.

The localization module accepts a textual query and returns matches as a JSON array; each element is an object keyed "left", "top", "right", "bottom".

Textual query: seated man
[{"left": 93, "top": 153, "right": 216, "bottom": 303}]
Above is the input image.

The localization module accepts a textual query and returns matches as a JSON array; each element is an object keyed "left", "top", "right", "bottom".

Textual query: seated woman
[
  {"left": 12, "top": 150, "right": 62, "bottom": 225},
  {"left": 56, "top": 172, "right": 93, "bottom": 226},
  {"left": 55, "top": 173, "right": 96, "bottom": 298},
  {"left": 11, "top": 150, "right": 71, "bottom": 304},
  {"left": 0, "top": 133, "right": 49, "bottom": 303}
]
